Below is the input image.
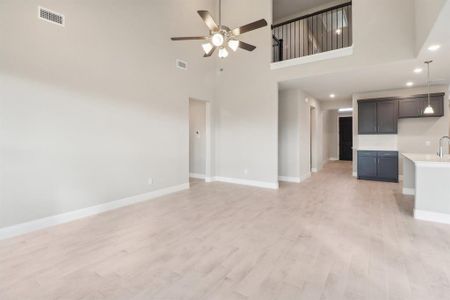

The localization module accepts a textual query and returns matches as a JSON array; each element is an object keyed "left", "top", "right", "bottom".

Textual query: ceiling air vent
[
  {"left": 39, "top": 7, "right": 64, "bottom": 26},
  {"left": 176, "top": 59, "right": 188, "bottom": 71}
]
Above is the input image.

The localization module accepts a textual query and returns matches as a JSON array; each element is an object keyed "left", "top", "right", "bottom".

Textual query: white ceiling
[
  {"left": 279, "top": 59, "right": 450, "bottom": 102},
  {"left": 279, "top": 1, "right": 450, "bottom": 102},
  {"left": 273, "top": 0, "right": 334, "bottom": 22}
]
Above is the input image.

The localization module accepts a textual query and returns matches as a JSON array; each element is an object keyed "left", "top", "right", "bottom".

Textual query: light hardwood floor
[{"left": 1, "top": 161, "right": 450, "bottom": 300}]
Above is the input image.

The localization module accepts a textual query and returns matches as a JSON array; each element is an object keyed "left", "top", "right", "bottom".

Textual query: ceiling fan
[{"left": 171, "top": 0, "right": 268, "bottom": 58}]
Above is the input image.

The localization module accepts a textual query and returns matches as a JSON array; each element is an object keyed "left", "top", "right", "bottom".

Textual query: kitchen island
[{"left": 402, "top": 153, "right": 450, "bottom": 224}]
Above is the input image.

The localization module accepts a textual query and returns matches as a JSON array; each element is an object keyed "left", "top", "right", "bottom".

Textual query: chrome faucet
[{"left": 438, "top": 136, "right": 450, "bottom": 158}]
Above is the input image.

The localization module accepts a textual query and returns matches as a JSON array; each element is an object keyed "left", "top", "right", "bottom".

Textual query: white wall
[
  {"left": 189, "top": 99, "right": 206, "bottom": 176},
  {"left": 278, "top": 91, "right": 299, "bottom": 178},
  {"left": 327, "top": 110, "right": 339, "bottom": 160},
  {"left": 272, "top": 0, "right": 416, "bottom": 82},
  {"left": 213, "top": 0, "right": 278, "bottom": 185},
  {"left": 414, "top": 0, "right": 447, "bottom": 54},
  {"left": 353, "top": 85, "right": 450, "bottom": 174},
  {"left": 278, "top": 88, "right": 328, "bottom": 180},
  {"left": 0, "top": 0, "right": 216, "bottom": 229}
]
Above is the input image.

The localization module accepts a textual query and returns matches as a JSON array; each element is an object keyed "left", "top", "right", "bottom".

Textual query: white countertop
[{"left": 402, "top": 153, "right": 450, "bottom": 164}]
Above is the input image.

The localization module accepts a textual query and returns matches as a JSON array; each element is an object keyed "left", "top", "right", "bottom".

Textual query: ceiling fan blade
[
  {"left": 171, "top": 36, "right": 209, "bottom": 41},
  {"left": 238, "top": 41, "right": 256, "bottom": 51},
  {"left": 203, "top": 46, "right": 217, "bottom": 57},
  {"left": 198, "top": 10, "right": 219, "bottom": 32},
  {"left": 231, "top": 19, "right": 268, "bottom": 36}
]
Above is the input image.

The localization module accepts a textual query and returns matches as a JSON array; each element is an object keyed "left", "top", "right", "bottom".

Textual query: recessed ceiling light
[
  {"left": 413, "top": 68, "right": 423, "bottom": 74},
  {"left": 406, "top": 81, "right": 414, "bottom": 87},
  {"left": 428, "top": 44, "right": 441, "bottom": 51},
  {"left": 330, "top": 94, "right": 336, "bottom": 98}
]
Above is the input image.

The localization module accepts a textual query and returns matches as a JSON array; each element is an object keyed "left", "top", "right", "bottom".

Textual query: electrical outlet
[{"left": 148, "top": 178, "right": 153, "bottom": 185}]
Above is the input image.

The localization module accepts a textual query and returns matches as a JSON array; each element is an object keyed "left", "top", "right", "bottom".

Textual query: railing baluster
[{"left": 270, "top": 2, "right": 351, "bottom": 62}]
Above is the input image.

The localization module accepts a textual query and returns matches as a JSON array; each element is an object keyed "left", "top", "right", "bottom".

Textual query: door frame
[{"left": 188, "top": 98, "right": 212, "bottom": 182}]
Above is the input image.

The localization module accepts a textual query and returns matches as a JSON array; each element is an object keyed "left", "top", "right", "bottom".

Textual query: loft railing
[
  {"left": 272, "top": 35, "right": 283, "bottom": 63},
  {"left": 272, "top": 2, "right": 352, "bottom": 63}
]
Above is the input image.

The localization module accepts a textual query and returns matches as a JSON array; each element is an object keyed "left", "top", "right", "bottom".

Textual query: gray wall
[
  {"left": 0, "top": 0, "right": 216, "bottom": 228},
  {"left": 214, "top": 0, "right": 278, "bottom": 184},
  {"left": 327, "top": 110, "right": 339, "bottom": 160},
  {"left": 278, "top": 88, "right": 328, "bottom": 181},
  {"left": 278, "top": 91, "right": 299, "bottom": 178},
  {"left": 189, "top": 99, "right": 206, "bottom": 176}
]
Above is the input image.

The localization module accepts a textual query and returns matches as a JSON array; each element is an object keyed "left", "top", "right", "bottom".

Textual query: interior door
[{"left": 339, "top": 117, "right": 353, "bottom": 161}]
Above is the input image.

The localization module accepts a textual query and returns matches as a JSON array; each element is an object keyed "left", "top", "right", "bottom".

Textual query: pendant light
[{"left": 424, "top": 60, "right": 434, "bottom": 115}]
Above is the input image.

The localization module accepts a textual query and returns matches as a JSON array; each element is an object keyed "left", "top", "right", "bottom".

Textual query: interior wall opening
[{"left": 189, "top": 98, "right": 211, "bottom": 183}]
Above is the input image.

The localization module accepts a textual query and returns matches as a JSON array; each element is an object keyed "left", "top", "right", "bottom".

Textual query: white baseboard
[
  {"left": 329, "top": 157, "right": 339, "bottom": 161},
  {"left": 311, "top": 168, "right": 318, "bottom": 173},
  {"left": 352, "top": 172, "right": 357, "bottom": 178},
  {"left": 278, "top": 176, "right": 301, "bottom": 183},
  {"left": 189, "top": 173, "right": 205, "bottom": 179},
  {"left": 402, "top": 187, "right": 415, "bottom": 196},
  {"left": 205, "top": 177, "right": 213, "bottom": 183},
  {"left": 0, "top": 183, "right": 190, "bottom": 241},
  {"left": 214, "top": 176, "right": 279, "bottom": 190},
  {"left": 414, "top": 209, "right": 450, "bottom": 225}
]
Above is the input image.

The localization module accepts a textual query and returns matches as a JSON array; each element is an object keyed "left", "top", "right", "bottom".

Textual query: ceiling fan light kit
[{"left": 171, "top": 0, "right": 267, "bottom": 59}]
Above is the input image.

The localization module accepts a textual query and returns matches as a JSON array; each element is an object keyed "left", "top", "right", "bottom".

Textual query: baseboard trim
[
  {"left": 214, "top": 176, "right": 279, "bottom": 190},
  {"left": 329, "top": 157, "right": 339, "bottom": 161},
  {"left": 278, "top": 176, "right": 301, "bottom": 183},
  {"left": 402, "top": 187, "right": 415, "bottom": 196},
  {"left": 311, "top": 168, "right": 318, "bottom": 173},
  {"left": 352, "top": 172, "right": 357, "bottom": 178},
  {"left": 189, "top": 173, "right": 205, "bottom": 179},
  {"left": 414, "top": 209, "right": 450, "bottom": 225},
  {"left": 0, "top": 183, "right": 190, "bottom": 241}
]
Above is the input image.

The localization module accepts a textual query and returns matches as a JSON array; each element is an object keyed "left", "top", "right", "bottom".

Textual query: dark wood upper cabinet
[
  {"left": 358, "top": 99, "right": 398, "bottom": 134},
  {"left": 358, "top": 101, "right": 377, "bottom": 134},
  {"left": 398, "top": 93, "right": 444, "bottom": 118},
  {"left": 376, "top": 100, "right": 398, "bottom": 133},
  {"left": 359, "top": 93, "right": 444, "bottom": 134},
  {"left": 398, "top": 97, "right": 422, "bottom": 118}
]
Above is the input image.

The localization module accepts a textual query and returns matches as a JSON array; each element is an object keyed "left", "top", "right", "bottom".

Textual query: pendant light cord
[
  {"left": 427, "top": 61, "right": 431, "bottom": 107},
  {"left": 219, "top": 0, "right": 222, "bottom": 29}
]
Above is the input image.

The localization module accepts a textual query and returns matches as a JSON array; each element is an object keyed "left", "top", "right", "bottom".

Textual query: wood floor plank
[{"left": 1, "top": 162, "right": 450, "bottom": 299}]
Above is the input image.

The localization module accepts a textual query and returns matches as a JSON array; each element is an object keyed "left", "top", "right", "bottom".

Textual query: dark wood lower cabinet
[{"left": 357, "top": 151, "right": 398, "bottom": 182}]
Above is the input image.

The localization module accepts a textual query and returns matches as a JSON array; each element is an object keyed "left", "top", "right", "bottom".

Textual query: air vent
[
  {"left": 39, "top": 7, "right": 64, "bottom": 26},
  {"left": 176, "top": 59, "right": 188, "bottom": 70}
]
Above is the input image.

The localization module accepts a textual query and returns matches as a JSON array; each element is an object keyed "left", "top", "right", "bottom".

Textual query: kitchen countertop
[{"left": 402, "top": 153, "right": 450, "bottom": 164}]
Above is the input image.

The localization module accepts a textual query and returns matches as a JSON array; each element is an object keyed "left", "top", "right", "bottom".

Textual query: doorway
[
  {"left": 310, "top": 106, "right": 316, "bottom": 172},
  {"left": 189, "top": 98, "right": 211, "bottom": 182},
  {"left": 339, "top": 116, "right": 353, "bottom": 161}
]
